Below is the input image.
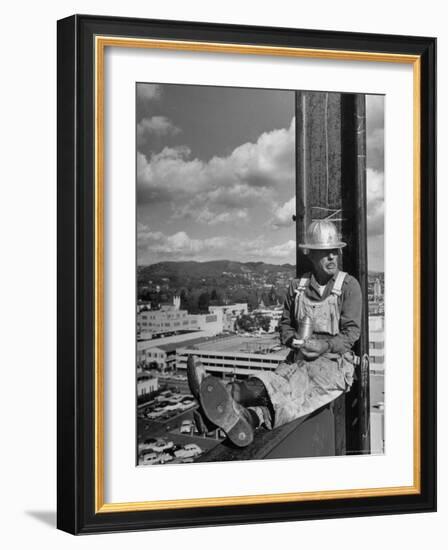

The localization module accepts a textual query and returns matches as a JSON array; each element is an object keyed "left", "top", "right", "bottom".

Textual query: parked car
[
  {"left": 147, "top": 438, "right": 174, "bottom": 453},
  {"left": 174, "top": 443, "right": 202, "bottom": 459},
  {"left": 167, "top": 394, "right": 184, "bottom": 403},
  {"left": 138, "top": 437, "right": 158, "bottom": 452},
  {"left": 155, "top": 392, "right": 172, "bottom": 401},
  {"left": 181, "top": 396, "right": 196, "bottom": 403},
  {"left": 157, "top": 452, "right": 174, "bottom": 464},
  {"left": 180, "top": 420, "right": 194, "bottom": 434},
  {"left": 179, "top": 400, "right": 196, "bottom": 411},
  {"left": 146, "top": 410, "right": 165, "bottom": 419},
  {"left": 139, "top": 452, "right": 161, "bottom": 465},
  {"left": 164, "top": 402, "right": 183, "bottom": 412}
]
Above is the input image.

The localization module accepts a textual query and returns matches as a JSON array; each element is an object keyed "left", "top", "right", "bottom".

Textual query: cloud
[
  {"left": 367, "top": 234, "right": 384, "bottom": 272},
  {"left": 366, "top": 95, "right": 384, "bottom": 133},
  {"left": 172, "top": 202, "right": 249, "bottom": 225},
  {"left": 136, "top": 84, "right": 161, "bottom": 102},
  {"left": 366, "top": 95, "right": 384, "bottom": 172},
  {"left": 138, "top": 223, "right": 234, "bottom": 262},
  {"left": 271, "top": 197, "right": 295, "bottom": 228},
  {"left": 137, "top": 116, "right": 181, "bottom": 139},
  {"left": 137, "top": 118, "right": 295, "bottom": 222},
  {"left": 254, "top": 239, "right": 296, "bottom": 260},
  {"left": 137, "top": 117, "right": 181, "bottom": 151},
  {"left": 366, "top": 168, "right": 384, "bottom": 237},
  {"left": 137, "top": 224, "right": 296, "bottom": 264}
]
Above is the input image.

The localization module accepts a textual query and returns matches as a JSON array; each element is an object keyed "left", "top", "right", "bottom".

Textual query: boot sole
[
  {"left": 186, "top": 355, "right": 203, "bottom": 400},
  {"left": 199, "top": 376, "right": 254, "bottom": 448}
]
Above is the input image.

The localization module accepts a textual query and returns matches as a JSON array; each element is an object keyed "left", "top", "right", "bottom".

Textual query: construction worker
[{"left": 187, "top": 219, "right": 362, "bottom": 448}]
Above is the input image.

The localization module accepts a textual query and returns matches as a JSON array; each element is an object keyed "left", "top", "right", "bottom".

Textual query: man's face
[{"left": 309, "top": 248, "right": 340, "bottom": 278}]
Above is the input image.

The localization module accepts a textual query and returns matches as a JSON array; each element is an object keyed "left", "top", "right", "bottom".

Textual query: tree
[
  {"left": 257, "top": 315, "right": 271, "bottom": 332},
  {"left": 198, "top": 291, "right": 210, "bottom": 312},
  {"left": 180, "top": 289, "right": 189, "bottom": 310},
  {"left": 235, "top": 314, "right": 256, "bottom": 332}
]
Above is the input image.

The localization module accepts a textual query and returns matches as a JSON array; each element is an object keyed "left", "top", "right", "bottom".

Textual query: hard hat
[{"left": 298, "top": 220, "right": 346, "bottom": 250}]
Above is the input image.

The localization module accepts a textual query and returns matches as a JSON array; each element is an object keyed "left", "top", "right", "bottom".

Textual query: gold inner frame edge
[{"left": 94, "top": 35, "right": 421, "bottom": 514}]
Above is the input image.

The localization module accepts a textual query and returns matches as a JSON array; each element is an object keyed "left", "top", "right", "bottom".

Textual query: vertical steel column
[
  {"left": 340, "top": 94, "right": 371, "bottom": 454},
  {"left": 295, "top": 90, "right": 370, "bottom": 455},
  {"left": 295, "top": 91, "right": 312, "bottom": 278}
]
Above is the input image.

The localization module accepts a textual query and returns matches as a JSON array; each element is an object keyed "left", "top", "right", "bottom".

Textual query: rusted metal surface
[
  {"left": 196, "top": 405, "right": 338, "bottom": 462},
  {"left": 295, "top": 91, "right": 370, "bottom": 455},
  {"left": 295, "top": 91, "right": 343, "bottom": 277}
]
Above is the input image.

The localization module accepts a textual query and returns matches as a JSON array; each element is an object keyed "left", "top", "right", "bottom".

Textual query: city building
[
  {"left": 137, "top": 303, "right": 194, "bottom": 338},
  {"left": 140, "top": 343, "right": 178, "bottom": 371},
  {"left": 176, "top": 334, "right": 288, "bottom": 379},
  {"left": 373, "top": 277, "right": 382, "bottom": 301},
  {"left": 251, "top": 305, "right": 283, "bottom": 332},
  {"left": 369, "top": 314, "right": 385, "bottom": 373},
  {"left": 209, "top": 303, "right": 248, "bottom": 332},
  {"left": 137, "top": 373, "right": 159, "bottom": 397},
  {"left": 138, "top": 298, "right": 248, "bottom": 339},
  {"left": 137, "top": 300, "right": 151, "bottom": 313}
]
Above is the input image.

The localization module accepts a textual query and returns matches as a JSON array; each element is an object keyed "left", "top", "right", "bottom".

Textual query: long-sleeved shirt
[{"left": 279, "top": 271, "right": 362, "bottom": 354}]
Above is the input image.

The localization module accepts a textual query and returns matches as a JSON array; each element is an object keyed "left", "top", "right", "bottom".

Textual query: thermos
[{"left": 296, "top": 316, "right": 313, "bottom": 344}]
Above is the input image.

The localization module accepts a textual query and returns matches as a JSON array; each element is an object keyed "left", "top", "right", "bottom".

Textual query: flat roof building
[
  {"left": 176, "top": 334, "right": 288, "bottom": 379},
  {"left": 369, "top": 314, "right": 385, "bottom": 374}
]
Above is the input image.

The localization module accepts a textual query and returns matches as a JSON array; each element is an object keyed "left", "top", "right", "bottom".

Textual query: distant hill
[
  {"left": 137, "top": 260, "right": 383, "bottom": 312},
  {"left": 137, "top": 260, "right": 295, "bottom": 284},
  {"left": 138, "top": 260, "right": 382, "bottom": 282}
]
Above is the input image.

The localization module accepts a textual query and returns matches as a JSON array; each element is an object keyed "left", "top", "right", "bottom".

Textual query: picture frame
[{"left": 57, "top": 14, "right": 436, "bottom": 534}]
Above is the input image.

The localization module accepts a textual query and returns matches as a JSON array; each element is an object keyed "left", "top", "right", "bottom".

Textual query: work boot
[
  {"left": 187, "top": 355, "right": 217, "bottom": 433},
  {"left": 227, "top": 377, "right": 270, "bottom": 408},
  {"left": 199, "top": 376, "right": 258, "bottom": 448},
  {"left": 186, "top": 355, "right": 207, "bottom": 400}
]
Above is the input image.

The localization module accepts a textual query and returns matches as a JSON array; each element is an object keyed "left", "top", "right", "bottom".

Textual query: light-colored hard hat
[{"left": 298, "top": 220, "right": 346, "bottom": 250}]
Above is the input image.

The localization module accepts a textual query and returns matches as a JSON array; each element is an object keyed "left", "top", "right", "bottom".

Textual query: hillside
[{"left": 137, "top": 260, "right": 295, "bottom": 284}]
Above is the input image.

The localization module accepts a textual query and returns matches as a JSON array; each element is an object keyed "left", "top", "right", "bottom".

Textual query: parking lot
[{"left": 137, "top": 388, "right": 224, "bottom": 466}]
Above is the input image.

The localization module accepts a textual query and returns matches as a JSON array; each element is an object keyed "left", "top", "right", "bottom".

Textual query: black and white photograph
[{"left": 135, "top": 83, "right": 385, "bottom": 466}]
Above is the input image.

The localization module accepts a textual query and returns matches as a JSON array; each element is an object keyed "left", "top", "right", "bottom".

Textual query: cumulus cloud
[
  {"left": 366, "top": 168, "right": 384, "bottom": 237},
  {"left": 271, "top": 197, "right": 295, "bottom": 228},
  {"left": 172, "top": 202, "right": 249, "bottom": 225},
  {"left": 137, "top": 118, "right": 295, "bottom": 222},
  {"left": 136, "top": 83, "right": 161, "bottom": 102},
  {"left": 137, "top": 116, "right": 181, "bottom": 139},
  {"left": 138, "top": 223, "right": 231, "bottom": 260},
  {"left": 254, "top": 240, "right": 296, "bottom": 260}
]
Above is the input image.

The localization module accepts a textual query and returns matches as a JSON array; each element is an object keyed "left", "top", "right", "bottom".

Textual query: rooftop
[
  {"left": 179, "top": 333, "right": 287, "bottom": 356},
  {"left": 137, "top": 330, "right": 211, "bottom": 350}
]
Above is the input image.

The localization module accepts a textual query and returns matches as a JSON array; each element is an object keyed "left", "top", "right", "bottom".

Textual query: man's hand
[{"left": 301, "top": 339, "right": 330, "bottom": 360}]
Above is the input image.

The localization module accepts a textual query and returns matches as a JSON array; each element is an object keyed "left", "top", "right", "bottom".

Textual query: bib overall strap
[
  {"left": 297, "top": 277, "right": 309, "bottom": 293},
  {"left": 331, "top": 271, "right": 347, "bottom": 297},
  {"left": 294, "top": 277, "right": 309, "bottom": 319}
]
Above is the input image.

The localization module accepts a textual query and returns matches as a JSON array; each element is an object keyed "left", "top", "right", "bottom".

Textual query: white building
[
  {"left": 187, "top": 313, "right": 222, "bottom": 335},
  {"left": 138, "top": 300, "right": 248, "bottom": 339},
  {"left": 369, "top": 315, "right": 385, "bottom": 373},
  {"left": 140, "top": 344, "right": 178, "bottom": 371},
  {"left": 137, "top": 374, "right": 159, "bottom": 396},
  {"left": 137, "top": 303, "right": 198, "bottom": 338},
  {"left": 176, "top": 334, "right": 288, "bottom": 379},
  {"left": 209, "top": 303, "right": 248, "bottom": 332},
  {"left": 251, "top": 305, "right": 283, "bottom": 332}
]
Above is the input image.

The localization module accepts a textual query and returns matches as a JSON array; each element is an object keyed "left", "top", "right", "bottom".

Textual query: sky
[{"left": 136, "top": 84, "right": 384, "bottom": 271}]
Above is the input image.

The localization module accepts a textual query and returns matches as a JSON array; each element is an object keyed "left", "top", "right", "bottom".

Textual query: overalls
[{"left": 252, "top": 271, "right": 356, "bottom": 429}]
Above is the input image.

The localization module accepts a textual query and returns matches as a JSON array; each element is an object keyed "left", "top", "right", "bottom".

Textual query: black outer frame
[{"left": 57, "top": 14, "right": 436, "bottom": 535}]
